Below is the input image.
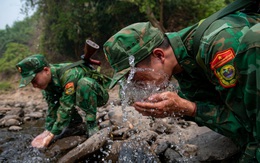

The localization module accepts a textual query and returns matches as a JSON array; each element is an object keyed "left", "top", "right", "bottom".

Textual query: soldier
[
  {"left": 16, "top": 54, "right": 109, "bottom": 148},
  {"left": 103, "top": 10, "right": 260, "bottom": 162}
]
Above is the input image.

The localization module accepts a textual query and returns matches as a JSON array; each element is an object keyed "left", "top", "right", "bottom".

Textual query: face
[
  {"left": 31, "top": 67, "right": 51, "bottom": 90},
  {"left": 127, "top": 50, "right": 170, "bottom": 88}
]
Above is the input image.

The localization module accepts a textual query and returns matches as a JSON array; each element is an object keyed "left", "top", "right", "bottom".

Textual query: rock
[
  {"left": 108, "top": 106, "right": 151, "bottom": 130},
  {"left": 99, "top": 120, "right": 111, "bottom": 128},
  {"left": 4, "top": 118, "right": 21, "bottom": 127},
  {"left": 112, "top": 127, "right": 129, "bottom": 137},
  {"left": 103, "top": 140, "right": 123, "bottom": 162},
  {"left": 57, "top": 127, "right": 111, "bottom": 163},
  {"left": 136, "top": 130, "right": 158, "bottom": 143},
  {"left": 182, "top": 144, "right": 198, "bottom": 157},
  {"left": 45, "top": 136, "right": 87, "bottom": 158},
  {"left": 164, "top": 148, "right": 183, "bottom": 162},
  {"left": 6, "top": 108, "right": 24, "bottom": 117},
  {"left": 0, "top": 107, "right": 12, "bottom": 114},
  {"left": 8, "top": 126, "right": 23, "bottom": 131},
  {"left": 24, "top": 112, "right": 44, "bottom": 119},
  {"left": 118, "top": 139, "right": 161, "bottom": 163},
  {"left": 188, "top": 130, "right": 239, "bottom": 161}
]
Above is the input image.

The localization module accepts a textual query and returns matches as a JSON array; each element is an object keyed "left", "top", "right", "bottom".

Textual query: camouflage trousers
[{"left": 75, "top": 77, "right": 109, "bottom": 131}]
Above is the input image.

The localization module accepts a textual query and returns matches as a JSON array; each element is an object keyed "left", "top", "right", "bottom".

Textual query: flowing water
[{"left": 0, "top": 119, "right": 56, "bottom": 162}]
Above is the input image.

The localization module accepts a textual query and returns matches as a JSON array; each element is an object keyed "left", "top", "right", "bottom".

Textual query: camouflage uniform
[
  {"left": 16, "top": 54, "right": 109, "bottom": 137},
  {"left": 103, "top": 12, "right": 260, "bottom": 162},
  {"left": 167, "top": 12, "right": 260, "bottom": 162}
]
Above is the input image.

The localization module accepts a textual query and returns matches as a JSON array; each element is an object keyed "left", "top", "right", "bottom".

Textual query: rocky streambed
[{"left": 0, "top": 85, "right": 240, "bottom": 162}]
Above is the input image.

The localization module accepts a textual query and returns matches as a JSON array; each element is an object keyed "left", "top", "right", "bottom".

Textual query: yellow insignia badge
[
  {"left": 65, "top": 82, "right": 75, "bottom": 95},
  {"left": 215, "top": 65, "right": 237, "bottom": 88},
  {"left": 210, "top": 48, "right": 237, "bottom": 88}
]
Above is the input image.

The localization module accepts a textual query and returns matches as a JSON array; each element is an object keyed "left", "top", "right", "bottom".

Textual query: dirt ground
[{"left": 0, "top": 83, "right": 120, "bottom": 105}]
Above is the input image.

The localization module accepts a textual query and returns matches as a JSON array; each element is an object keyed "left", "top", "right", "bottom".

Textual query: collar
[
  {"left": 45, "top": 65, "right": 62, "bottom": 91},
  {"left": 165, "top": 25, "right": 198, "bottom": 74}
]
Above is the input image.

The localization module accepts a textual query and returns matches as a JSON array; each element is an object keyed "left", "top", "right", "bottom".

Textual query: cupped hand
[
  {"left": 133, "top": 91, "right": 196, "bottom": 118},
  {"left": 31, "top": 130, "right": 54, "bottom": 148}
]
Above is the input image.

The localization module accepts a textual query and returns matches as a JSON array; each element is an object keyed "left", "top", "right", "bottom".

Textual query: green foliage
[
  {"left": 29, "top": 0, "right": 147, "bottom": 62},
  {"left": 0, "top": 0, "right": 235, "bottom": 80},
  {"left": 0, "top": 81, "right": 13, "bottom": 91},
  {"left": 0, "top": 43, "right": 31, "bottom": 75},
  {"left": 0, "top": 16, "right": 36, "bottom": 57}
]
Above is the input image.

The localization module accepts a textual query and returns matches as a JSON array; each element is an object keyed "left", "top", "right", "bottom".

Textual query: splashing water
[{"left": 117, "top": 55, "right": 192, "bottom": 162}]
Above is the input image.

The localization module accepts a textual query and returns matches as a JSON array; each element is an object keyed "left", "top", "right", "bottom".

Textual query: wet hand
[
  {"left": 133, "top": 91, "right": 196, "bottom": 118},
  {"left": 31, "top": 130, "right": 54, "bottom": 148}
]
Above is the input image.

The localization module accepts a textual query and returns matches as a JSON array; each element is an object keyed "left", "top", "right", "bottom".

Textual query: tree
[{"left": 0, "top": 43, "right": 31, "bottom": 78}]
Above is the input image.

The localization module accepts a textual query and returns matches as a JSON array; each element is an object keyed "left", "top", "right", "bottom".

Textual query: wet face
[
  {"left": 31, "top": 67, "right": 51, "bottom": 90},
  {"left": 128, "top": 48, "right": 171, "bottom": 87},
  {"left": 130, "top": 67, "right": 169, "bottom": 87}
]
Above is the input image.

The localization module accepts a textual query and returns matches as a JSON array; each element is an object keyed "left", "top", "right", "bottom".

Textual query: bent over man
[
  {"left": 103, "top": 8, "right": 260, "bottom": 162},
  {"left": 16, "top": 54, "right": 109, "bottom": 148}
]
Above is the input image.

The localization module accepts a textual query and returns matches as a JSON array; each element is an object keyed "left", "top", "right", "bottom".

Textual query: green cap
[
  {"left": 103, "top": 22, "right": 164, "bottom": 89},
  {"left": 16, "top": 54, "right": 49, "bottom": 88}
]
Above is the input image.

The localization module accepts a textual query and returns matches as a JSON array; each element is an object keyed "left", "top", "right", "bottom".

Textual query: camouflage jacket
[
  {"left": 43, "top": 63, "right": 107, "bottom": 135},
  {"left": 166, "top": 11, "right": 260, "bottom": 161}
]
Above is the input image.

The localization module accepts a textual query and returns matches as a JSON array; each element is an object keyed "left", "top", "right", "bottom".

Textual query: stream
[{"left": 0, "top": 119, "right": 53, "bottom": 162}]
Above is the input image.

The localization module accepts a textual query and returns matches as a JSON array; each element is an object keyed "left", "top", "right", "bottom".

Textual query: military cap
[
  {"left": 103, "top": 22, "right": 164, "bottom": 89},
  {"left": 16, "top": 54, "right": 49, "bottom": 88}
]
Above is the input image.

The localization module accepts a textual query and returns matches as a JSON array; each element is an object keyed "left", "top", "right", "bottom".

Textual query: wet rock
[
  {"left": 151, "top": 118, "right": 174, "bottom": 134},
  {"left": 45, "top": 136, "right": 87, "bottom": 158},
  {"left": 99, "top": 120, "right": 111, "bottom": 128},
  {"left": 182, "top": 144, "right": 198, "bottom": 157},
  {"left": 107, "top": 106, "right": 128, "bottom": 128},
  {"left": 108, "top": 106, "right": 151, "bottom": 130},
  {"left": 57, "top": 127, "right": 111, "bottom": 163},
  {"left": 96, "top": 111, "right": 107, "bottom": 120},
  {"left": 103, "top": 140, "right": 123, "bottom": 162},
  {"left": 136, "top": 130, "right": 158, "bottom": 143},
  {"left": 164, "top": 148, "right": 185, "bottom": 162},
  {"left": 118, "top": 139, "right": 161, "bottom": 163},
  {"left": 112, "top": 127, "right": 129, "bottom": 137}
]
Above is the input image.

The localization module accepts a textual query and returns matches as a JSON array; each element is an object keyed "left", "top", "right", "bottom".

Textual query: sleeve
[
  {"left": 49, "top": 68, "right": 83, "bottom": 135},
  {"left": 43, "top": 90, "right": 60, "bottom": 132}
]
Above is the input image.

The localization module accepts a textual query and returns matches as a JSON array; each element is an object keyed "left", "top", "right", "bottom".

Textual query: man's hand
[
  {"left": 133, "top": 91, "right": 196, "bottom": 118},
  {"left": 31, "top": 130, "right": 54, "bottom": 148}
]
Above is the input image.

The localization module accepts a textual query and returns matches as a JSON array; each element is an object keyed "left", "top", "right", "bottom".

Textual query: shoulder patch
[
  {"left": 210, "top": 48, "right": 237, "bottom": 88},
  {"left": 214, "top": 64, "right": 237, "bottom": 88},
  {"left": 210, "top": 48, "right": 235, "bottom": 70},
  {"left": 65, "top": 82, "right": 75, "bottom": 95}
]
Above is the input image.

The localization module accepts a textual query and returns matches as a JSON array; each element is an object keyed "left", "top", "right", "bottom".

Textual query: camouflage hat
[
  {"left": 16, "top": 54, "right": 49, "bottom": 88},
  {"left": 103, "top": 22, "right": 164, "bottom": 89}
]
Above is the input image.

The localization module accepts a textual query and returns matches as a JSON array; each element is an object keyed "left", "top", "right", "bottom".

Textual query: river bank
[{"left": 0, "top": 84, "right": 240, "bottom": 162}]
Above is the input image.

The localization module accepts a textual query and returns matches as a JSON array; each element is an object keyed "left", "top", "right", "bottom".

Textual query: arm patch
[
  {"left": 210, "top": 48, "right": 237, "bottom": 88},
  {"left": 65, "top": 82, "right": 75, "bottom": 95}
]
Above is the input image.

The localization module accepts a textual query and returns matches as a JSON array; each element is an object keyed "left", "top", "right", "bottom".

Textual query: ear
[
  {"left": 152, "top": 48, "right": 165, "bottom": 63},
  {"left": 43, "top": 67, "right": 51, "bottom": 74}
]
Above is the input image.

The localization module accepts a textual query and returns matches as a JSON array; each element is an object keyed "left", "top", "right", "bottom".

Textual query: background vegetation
[{"left": 0, "top": 0, "right": 233, "bottom": 90}]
